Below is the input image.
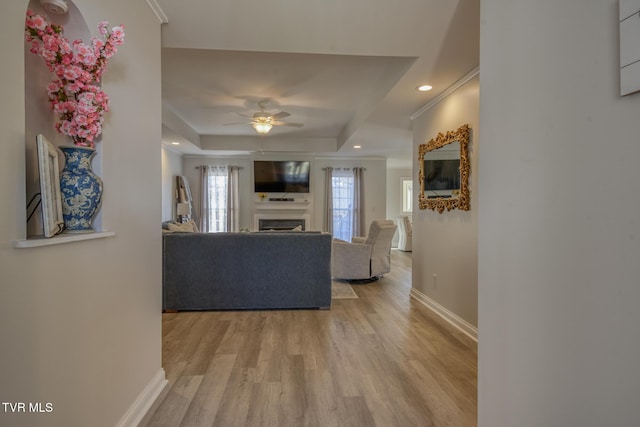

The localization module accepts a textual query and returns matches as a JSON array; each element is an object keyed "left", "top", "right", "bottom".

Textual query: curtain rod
[
  {"left": 194, "top": 165, "right": 243, "bottom": 169},
  {"left": 321, "top": 167, "right": 366, "bottom": 170}
]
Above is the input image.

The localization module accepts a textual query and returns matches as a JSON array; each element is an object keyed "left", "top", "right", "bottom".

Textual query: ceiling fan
[{"left": 224, "top": 100, "right": 303, "bottom": 135}]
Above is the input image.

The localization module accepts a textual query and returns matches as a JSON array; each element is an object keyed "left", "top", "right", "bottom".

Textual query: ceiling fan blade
[
  {"left": 271, "top": 111, "right": 290, "bottom": 119},
  {"left": 273, "top": 121, "right": 304, "bottom": 128},
  {"left": 223, "top": 122, "right": 250, "bottom": 126}
]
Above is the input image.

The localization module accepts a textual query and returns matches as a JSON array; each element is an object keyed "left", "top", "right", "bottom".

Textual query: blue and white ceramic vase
[{"left": 59, "top": 145, "right": 103, "bottom": 233}]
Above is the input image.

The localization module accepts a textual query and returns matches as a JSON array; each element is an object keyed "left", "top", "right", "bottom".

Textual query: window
[
  {"left": 201, "top": 165, "right": 241, "bottom": 233},
  {"left": 205, "top": 172, "right": 228, "bottom": 232},
  {"left": 332, "top": 169, "right": 354, "bottom": 241},
  {"left": 200, "top": 165, "right": 240, "bottom": 233},
  {"left": 402, "top": 178, "right": 413, "bottom": 213}
]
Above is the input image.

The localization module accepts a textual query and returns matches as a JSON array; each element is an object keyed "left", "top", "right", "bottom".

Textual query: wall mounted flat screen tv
[
  {"left": 254, "top": 160, "right": 310, "bottom": 193},
  {"left": 423, "top": 159, "right": 460, "bottom": 191}
]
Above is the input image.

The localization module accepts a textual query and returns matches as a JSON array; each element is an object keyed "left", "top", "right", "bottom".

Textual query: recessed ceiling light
[
  {"left": 353, "top": 145, "right": 362, "bottom": 149},
  {"left": 417, "top": 85, "right": 433, "bottom": 92},
  {"left": 171, "top": 141, "right": 180, "bottom": 145}
]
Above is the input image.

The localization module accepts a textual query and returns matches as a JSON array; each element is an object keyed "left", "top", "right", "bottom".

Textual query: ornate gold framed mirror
[{"left": 418, "top": 124, "right": 470, "bottom": 213}]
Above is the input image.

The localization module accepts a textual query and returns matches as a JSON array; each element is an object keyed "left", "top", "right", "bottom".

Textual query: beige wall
[
  {"left": 411, "top": 75, "right": 479, "bottom": 327},
  {"left": 0, "top": 1, "right": 163, "bottom": 426},
  {"left": 479, "top": 1, "right": 640, "bottom": 426}
]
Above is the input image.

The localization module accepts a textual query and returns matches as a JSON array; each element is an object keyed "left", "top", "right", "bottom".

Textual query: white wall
[
  {"left": 0, "top": 1, "right": 163, "bottom": 426},
  {"left": 161, "top": 146, "right": 184, "bottom": 222},
  {"left": 479, "top": 1, "right": 640, "bottom": 426},
  {"left": 181, "top": 154, "right": 388, "bottom": 232},
  {"left": 386, "top": 167, "right": 412, "bottom": 247},
  {"left": 411, "top": 75, "right": 479, "bottom": 327}
]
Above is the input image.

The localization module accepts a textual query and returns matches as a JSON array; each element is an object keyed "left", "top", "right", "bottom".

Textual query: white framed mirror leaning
[
  {"left": 418, "top": 124, "right": 471, "bottom": 213},
  {"left": 37, "top": 134, "right": 64, "bottom": 237}
]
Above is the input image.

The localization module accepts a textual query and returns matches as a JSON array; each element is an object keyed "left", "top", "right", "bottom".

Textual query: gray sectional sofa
[{"left": 162, "top": 231, "right": 332, "bottom": 311}]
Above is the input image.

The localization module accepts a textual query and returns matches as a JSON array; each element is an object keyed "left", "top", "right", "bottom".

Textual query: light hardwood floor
[{"left": 142, "top": 250, "right": 477, "bottom": 427}]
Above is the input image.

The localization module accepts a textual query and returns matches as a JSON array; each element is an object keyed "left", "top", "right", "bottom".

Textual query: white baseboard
[
  {"left": 116, "top": 368, "right": 168, "bottom": 427},
  {"left": 410, "top": 288, "right": 478, "bottom": 342}
]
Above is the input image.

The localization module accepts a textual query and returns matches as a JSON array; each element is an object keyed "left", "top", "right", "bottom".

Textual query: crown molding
[
  {"left": 145, "top": 0, "right": 169, "bottom": 24},
  {"left": 313, "top": 156, "right": 387, "bottom": 161},
  {"left": 161, "top": 144, "right": 184, "bottom": 156},
  {"left": 410, "top": 66, "right": 480, "bottom": 121}
]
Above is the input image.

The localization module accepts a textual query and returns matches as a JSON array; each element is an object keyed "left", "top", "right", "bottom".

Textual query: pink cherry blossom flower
[
  {"left": 25, "top": 10, "right": 124, "bottom": 148},
  {"left": 98, "top": 21, "right": 108, "bottom": 36},
  {"left": 66, "top": 81, "right": 83, "bottom": 93},
  {"left": 30, "top": 14, "right": 47, "bottom": 31}
]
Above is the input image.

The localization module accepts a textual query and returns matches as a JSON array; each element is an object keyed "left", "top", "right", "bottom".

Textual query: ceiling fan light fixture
[{"left": 253, "top": 122, "right": 272, "bottom": 135}]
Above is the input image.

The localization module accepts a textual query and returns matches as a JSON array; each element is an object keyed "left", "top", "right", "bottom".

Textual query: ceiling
[{"left": 156, "top": 0, "right": 479, "bottom": 168}]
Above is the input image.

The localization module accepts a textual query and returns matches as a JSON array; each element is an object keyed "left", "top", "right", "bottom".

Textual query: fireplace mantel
[{"left": 254, "top": 200, "right": 310, "bottom": 211}]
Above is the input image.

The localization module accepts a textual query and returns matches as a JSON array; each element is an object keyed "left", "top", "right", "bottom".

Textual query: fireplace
[
  {"left": 259, "top": 218, "right": 305, "bottom": 231},
  {"left": 254, "top": 212, "right": 311, "bottom": 232}
]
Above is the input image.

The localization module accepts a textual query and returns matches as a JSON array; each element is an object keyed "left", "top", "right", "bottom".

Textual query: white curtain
[
  {"left": 323, "top": 167, "right": 334, "bottom": 234},
  {"left": 199, "top": 166, "right": 211, "bottom": 232},
  {"left": 352, "top": 167, "right": 365, "bottom": 237}
]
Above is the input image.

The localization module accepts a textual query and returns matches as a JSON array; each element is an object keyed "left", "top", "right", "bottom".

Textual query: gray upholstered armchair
[{"left": 331, "top": 219, "right": 398, "bottom": 281}]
